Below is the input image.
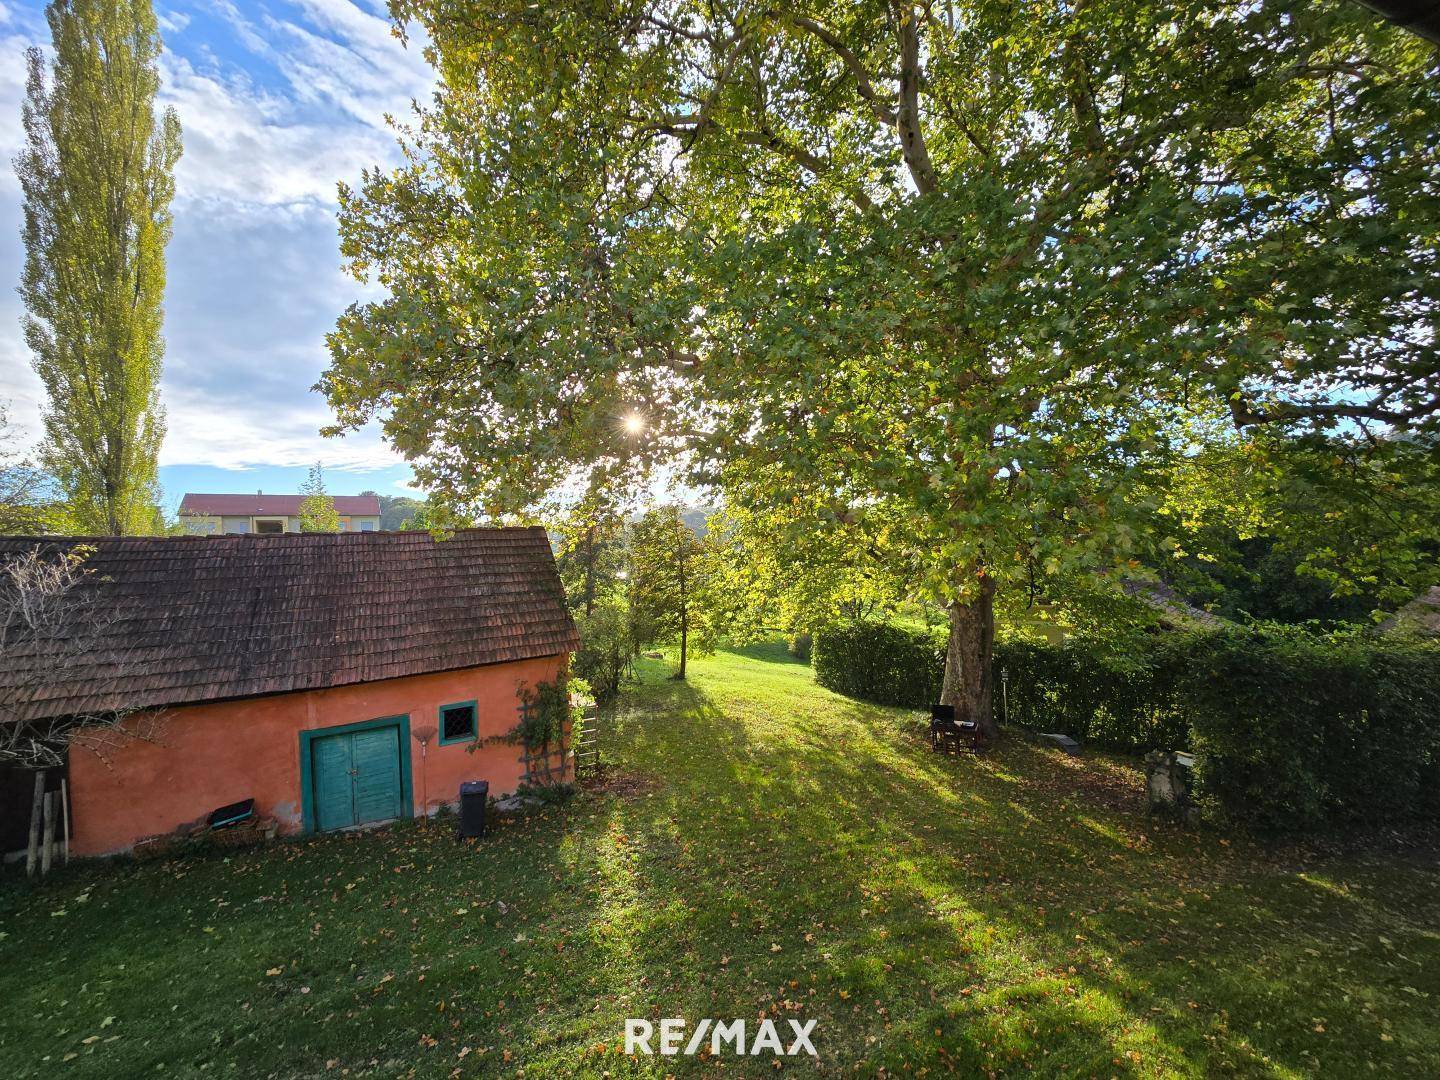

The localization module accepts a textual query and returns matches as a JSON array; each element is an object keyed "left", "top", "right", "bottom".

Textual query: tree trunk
[
  {"left": 582, "top": 526, "right": 596, "bottom": 617},
  {"left": 676, "top": 524, "right": 689, "bottom": 680},
  {"left": 25, "top": 769, "right": 46, "bottom": 877},
  {"left": 41, "top": 791, "right": 56, "bottom": 877},
  {"left": 940, "top": 572, "right": 997, "bottom": 739}
]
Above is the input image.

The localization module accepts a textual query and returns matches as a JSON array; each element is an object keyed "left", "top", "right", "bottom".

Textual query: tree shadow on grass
[
  {"left": 2, "top": 662, "right": 1438, "bottom": 1079},
  {"left": 563, "top": 676, "right": 1151, "bottom": 1075},
  {"left": 724, "top": 640, "right": 809, "bottom": 666},
  {"left": 579, "top": 670, "right": 1440, "bottom": 1076}
]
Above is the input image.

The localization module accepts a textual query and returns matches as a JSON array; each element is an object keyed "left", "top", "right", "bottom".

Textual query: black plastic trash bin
[{"left": 459, "top": 780, "right": 489, "bottom": 838}]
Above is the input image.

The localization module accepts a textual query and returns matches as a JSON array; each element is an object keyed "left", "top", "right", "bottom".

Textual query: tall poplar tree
[{"left": 17, "top": 0, "right": 181, "bottom": 535}]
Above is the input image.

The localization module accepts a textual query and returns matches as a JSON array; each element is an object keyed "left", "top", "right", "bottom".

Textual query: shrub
[
  {"left": 572, "top": 601, "right": 631, "bottom": 701},
  {"left": 788, "top": 632, "right": 812, "bottom": 664},
  {"left": 1183, "top": 630, "right": 1440, "bottom": 834},
  {"left": 813, "top": 621, "right": 945, "bottom": 707},
  {"left": 817, "top": 616, "right": 1440, "bottom": 835},
  {"left": 993, "top": 633, "right": 1192, "bottom": 753}
]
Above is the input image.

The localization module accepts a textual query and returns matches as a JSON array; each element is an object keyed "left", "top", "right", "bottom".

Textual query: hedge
[
  {"left": 1182, "top": 629, "right": 1440, "bottom": 834},
  {"left": 993, "top": 636, "right": 1191, "bottom": 754},
  {"left": 812, "top": 621, "right": 945, "bottom": 708},
  {"left": 812, "top": 621, "right": 1188, "bottom": 748},
  {"left": 812, "top": 620, "right": 1440, "bottom": 834}
]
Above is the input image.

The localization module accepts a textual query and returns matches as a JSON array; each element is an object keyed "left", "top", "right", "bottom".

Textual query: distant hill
[
  {"left": 680, "top": 507, "right": 712, "bottom": 536},
  {"left": 617, "top": 506, "right": 713, "bottom": 535},
  {"left": 369, "top": 495, "right": 713, "bottom": 537},
  {"left": 361, "top": 492, "right": 424, "bottom": 531}
]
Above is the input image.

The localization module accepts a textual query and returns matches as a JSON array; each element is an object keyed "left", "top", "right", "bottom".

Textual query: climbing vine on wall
[
  {"left": 515, "top": 677, "right": 572, "bottom": 752},
  {"left": 476, "top": 673, "right": 588, "bottom": 755}
]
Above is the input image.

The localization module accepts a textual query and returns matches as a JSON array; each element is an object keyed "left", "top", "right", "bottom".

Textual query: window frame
[
  {"left": 437, "top": 699, "right": 478, "bottom": 745},
  {"left": 254, "top": 517, "right": 286, "bottom": 535}
]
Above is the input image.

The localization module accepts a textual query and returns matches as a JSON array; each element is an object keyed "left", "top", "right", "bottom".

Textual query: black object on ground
[
  {"left": 930, "top": 704, "right": 983, "bottom": 753},
  {"left": 459, "top": 780, "right": 489, "bottom": 838},
  {"left": 208, "top": 798, "right": 254, "bottom": 829}
]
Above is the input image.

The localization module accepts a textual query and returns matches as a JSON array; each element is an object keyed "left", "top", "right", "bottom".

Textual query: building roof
[
  {"left": 1377, "top": 585, "right": 1440, "bottom": 637},
  {"left": 1119, "top": 577, "right": 1228, "bottom": 629},
  {"left": 1355, "top": 1, "right": 1440, "bottom": 46},
  {"left": 0, "top": 528, "right": 579, "bottom": 723},
  {"left": 179, "top": 493, "right": 382, "bottom": 517}
]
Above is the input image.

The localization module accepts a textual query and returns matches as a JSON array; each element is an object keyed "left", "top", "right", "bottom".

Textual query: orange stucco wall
[{"left": 66, "top": 654, "right": 569, "bottom": 856}]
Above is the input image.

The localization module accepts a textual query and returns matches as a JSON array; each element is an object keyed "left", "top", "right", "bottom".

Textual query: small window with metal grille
[{"left": 439, "top": 701, "right": 477, "bottom": 745}]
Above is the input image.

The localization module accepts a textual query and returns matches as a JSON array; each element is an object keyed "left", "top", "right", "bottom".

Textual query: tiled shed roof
[
  {"left": 179, "top": 493, "right": 382, "bottom": 516},
  {"left": 0, "top": 528, "right": 578, "bottom": 723}
]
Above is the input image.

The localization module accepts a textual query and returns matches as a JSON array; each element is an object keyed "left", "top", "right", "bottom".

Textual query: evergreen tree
[
  {"left": 17, "top": 0, "right": 181, "bottom": 535},
  {"left": 298, "top": 464, "right": 341, "bottom": 533}
]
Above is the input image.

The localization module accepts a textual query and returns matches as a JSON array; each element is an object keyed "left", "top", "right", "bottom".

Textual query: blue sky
[{"left": 0, "top": 0, "right": 432, "bottom": 516}]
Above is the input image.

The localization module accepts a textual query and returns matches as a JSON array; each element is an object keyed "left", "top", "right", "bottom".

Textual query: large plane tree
[{"left": 324, "top": 0, "right": 1438, "bottom": 735}]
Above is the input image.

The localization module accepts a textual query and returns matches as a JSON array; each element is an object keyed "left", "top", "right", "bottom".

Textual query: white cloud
[
  {"left": 157, "top": 9, "right": 191, "bottom": 35},
  {"left": 0, "top": 0, "right": 427, "bottom": 474},
  {"left": 0, "top": 310, "right": 45, "bottom": 446},
  {"left": 211, "top": 0, "right": 430, "bottom": 126},
  {"left": 268, "top": 0, "right": 431, "bottom": 123},
  {"left": 161, "top": 382, "right": 400, "bottom": 470},
  {"left": 0, "top": 33, "right": 35, "bottom": 193},
  {"left": 160, "top": 52, "right": 398, "bottom": 212},
  {"left": 0, "top": 29, "right": 40, "bottom": 441}
]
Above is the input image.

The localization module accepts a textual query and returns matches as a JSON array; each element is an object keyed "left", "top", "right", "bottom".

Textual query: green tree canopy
[
  {"left": 363, "top": 492, "right": 425, "bottom": 531},
  {"left": 629, "top": 505, "right": 716, "bottom": 679},
  {"left": 18, "top": 0, "right": 181, "bottom": 535},
  {"left": 396, "top": 496, "right": 481, "bottom": 533},
  {"left": 298, "top": 464, "right": 341, "bottom": 533},
  {"left": 1152, "top": 421, "right": 1440, "bottom": 622},
  {"left": 0, "top": 404, "right": 76, "bottom": 535},
  {"left": 706, "top": 498, "right": 908, "bottom": 642},
  {"left": 552, "top": 495, "right": 629, "bottom": 617},
  {"left": 324, "top": 0, "right": 1439, "bottom": 733}
]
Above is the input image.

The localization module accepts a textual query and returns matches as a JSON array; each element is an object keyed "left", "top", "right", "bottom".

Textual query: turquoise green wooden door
[
  {"left": 312, "top": 732, "right": 357, "bottom": 832},
  {"left": 310, "top": 726, "right": 404, "bottom": 831},
  {"left": 351, "top": 727, "right": 403, "bottom": 825}
]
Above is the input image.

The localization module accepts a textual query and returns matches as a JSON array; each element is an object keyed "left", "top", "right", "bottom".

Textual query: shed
[{"left": 0, "top": 528, "right": 579, "bottom": 856}]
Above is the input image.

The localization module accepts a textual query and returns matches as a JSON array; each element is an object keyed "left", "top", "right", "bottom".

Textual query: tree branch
[
  {"left": 893, "top": 3, "right": 940, "bottom": 195},
  {"left": 640, "top": 114, "right": 876, "bottom": 213},
  {"left": 1228, "top": 390, "right": 1440, "bottom": 431},
  {"left": 1061, "top": 17, "right": 1105, "bottom": 158},
  {"left": 783, "top": 13, "right": 899, "bottom": 126},
  {"left": 733, "top": 128, "right": 877, "bottom": 212}
]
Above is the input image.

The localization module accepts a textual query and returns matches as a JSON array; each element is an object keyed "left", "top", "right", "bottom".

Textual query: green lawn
[{"left": 3, "top": 644, "right": 1438, "bottom": 1077}]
